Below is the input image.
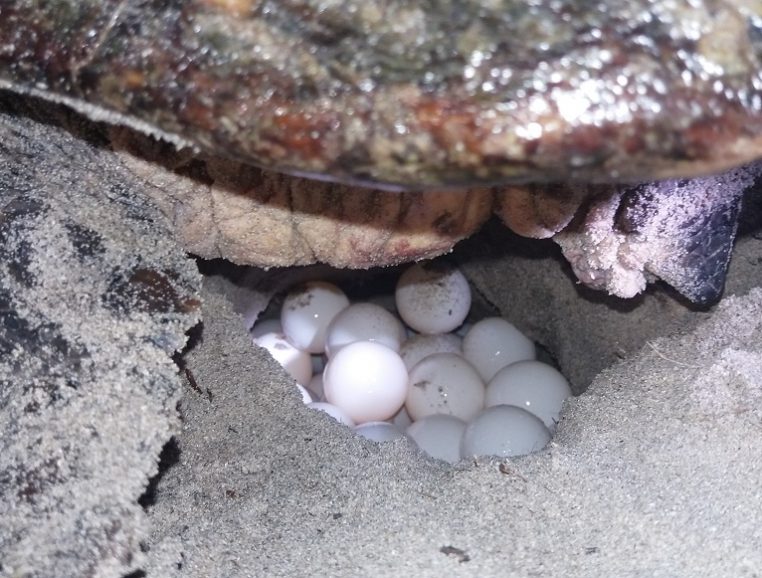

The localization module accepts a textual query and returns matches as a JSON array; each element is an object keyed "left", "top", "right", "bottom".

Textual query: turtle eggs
[
  {"left": 406, "top": 415, "right": 467, "bottom": 464},
  {"left": 323, "top": 341, "right": 408, "bottom": 423},
  {"left": 485, "top": 360, "right": 572, "bottom": 430},
  {"left": 281, "top": 281, "right": 349, "bottom": 353},
  {"left": 461, "top": 405, "right": 552, "bottom": 458},
  {"left": 325, "top": 302, "right": 406, "bottom": 356},
  {"left": 252, "top": 331, "right": 312, "bottom": 386},
  {"left": 249, "top": 259, "right": 571, "bottom": 465},
  {"left": 463, "top": 317, "right": 536, "bottom": 382},
  {"left": 395, "top": 262, "right": 471, "bottom": 334},
  {"left": 405, "top": 353, "right": 485, "bottom": 421}
]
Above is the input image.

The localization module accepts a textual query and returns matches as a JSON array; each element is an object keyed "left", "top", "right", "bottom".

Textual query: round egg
[
  {"left": 324, "top": 302, "right": 406, "bottom": 356},
  {"left": 460, "top": 405, "right": 551, "bottom": 459},
  {"left": 354, "top": 422, "right": 406, "bottom": 443},
  {"left": 399, "top": 333, "right": 462, "bottom": 371},
  {"left": 406, "top": 415, "right": 467, "bottom": 464},
  {"left": 405, "top": 353, "right": 485, "bottom": 422},
  {"left": 281, "top": 281, "right": 350, "bottom": 353},
  {"left": 395, "top": 262, "right": 471, "bottom": 334},
  {"left": 486, "top": 360, "right": 572, "bottom": 430},
  {"left": 253, "top": 331, "right": 312, "bottom": 386},
  {"left": 307, "top": 402, "right": 355, "bottom": 427},
  {"left": 462, "top": 317, "right": 536, "bottom": 382},
  {"left": 323, "top": 341, "right": 408, "bottom": 424}
]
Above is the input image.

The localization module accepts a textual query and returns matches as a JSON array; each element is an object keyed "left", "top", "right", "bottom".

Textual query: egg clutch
[{"left": 251, "top": 262, "right": 572, "bottom": 464}]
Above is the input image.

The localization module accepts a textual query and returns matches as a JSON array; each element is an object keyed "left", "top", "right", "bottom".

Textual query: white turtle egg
[
  {"left": 323, "top": 341, "right": 408, "bottom": 424},
  {"left": 250, "top": 318, "right": 282, "bottom": 339},
  {"left": 485, "top": 360, "right": 572, "bottom": 430},
  {"left": 324, "top": 303, "right": 406, "bottom": 356},
  {"left": 308, "top": 402, "right": 355, "bottom": 427},
  {"left": 395, "top": 262, "right": 471, "bottom": 334},
  {"left": 281, "top": 281, "right": 350, "bottom": 354},
  {"left": 308, "top": 372, "right": 325, "bottom": 401},
  {"left": 399, "top": 333, "right": 462, "bottom": 371},
  {"left": 462, "top": 317, "right": 536, "bottom": 382},
  {"left": 354, "top": 421, "right": 405, "bottom": 443},
  {"left": 406, "top": 415, "right": 467, "bottom": 464},
  {"left": 460, "top": 405, "right": 551, "bottom": 458},
  {"left": 295, "top": 383, "right": 314, "bottom": 404},
  {"left": 405, "top": 353, "right": 485, "bottom": 421},
  {"left": 253, "top": 331, "right": 312, "bottom": 386}
]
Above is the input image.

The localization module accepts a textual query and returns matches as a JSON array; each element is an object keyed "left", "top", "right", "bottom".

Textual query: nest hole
[{"left": 188, "top": 215, "right": 734, "bottom": 463}]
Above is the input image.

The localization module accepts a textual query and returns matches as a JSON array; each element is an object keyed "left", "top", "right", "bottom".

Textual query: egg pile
[{"left": 251, "top": 261, "right": 571, "bottom": 464}]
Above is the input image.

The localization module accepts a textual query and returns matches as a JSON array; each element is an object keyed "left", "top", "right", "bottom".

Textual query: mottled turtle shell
[
  {"left": 2, "top": 1, "right": 762, "bottom": 305},
  {"left": 1, "top": 0, "right": 762, "bottom": 188}
]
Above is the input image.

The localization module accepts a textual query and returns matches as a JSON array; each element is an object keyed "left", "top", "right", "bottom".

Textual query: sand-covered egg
[
  {"left": 486, "top": 360, "right": 572, "bottom": 430},
  {"left": 462, "top": 317, "right": 536, "bottom": 382},
  {"left": 308, "top": 402, "right": 356, "bottom": 427},
  {"left": 354, "top": 421, "right": 406, "bottom": 443},
  {"left": 281, "top": 281, "right": 350, "bottom": 353},
  {"left": 406, "top": 353, "right": 485, "bottom": 421},
  {"left": 399, "top": 333, "right": 462, "bottom": 371},
  {"left": 395, "top": 262, "right": 471, "bottom": 334},
  {"left": 406, "top": 414, "right": 467, "bottom": 464},
  {"left": 461, "top": 405, "right": 551, "bottom": 458},
  {"left": 253, "top": 331, "right": 312, "bottom": 386},
  {"left": 325, "top": 302, "right": 406, "bottom": 356}
]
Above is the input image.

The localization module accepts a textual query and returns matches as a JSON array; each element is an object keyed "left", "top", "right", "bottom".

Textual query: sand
[
  {"left": 144, "top": 223, "right": 762, "bottom": 577},
  {"left": 3, "top": 94, "right": 762, "bottom": 577}
]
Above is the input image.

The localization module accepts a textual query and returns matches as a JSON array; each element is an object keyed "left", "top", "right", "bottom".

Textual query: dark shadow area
[
  {"left": 0, "top": 90, "right": 113, "bottom": 150},
  {"left": 457, "top": 218, "right": 654, "bottom": 313},
  {"left": 138, "top": 437, "right": 181, "bottom": 509},
  {"left": 174, "top": 316, "right": 205, "bottom": 360},
  {"left": 459, "top": 216, "right": 729, "bottom": 314},
  {"left": 737, "top": 178, "right": 762, "bottom": 238}
]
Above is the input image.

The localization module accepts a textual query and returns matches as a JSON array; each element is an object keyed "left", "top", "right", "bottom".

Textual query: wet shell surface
[
  {"left": 2, "top": 1, "right": 762, "bottom": 302},
  {"left": 1, "top": 0, "right": 761, "bottom": 188}
]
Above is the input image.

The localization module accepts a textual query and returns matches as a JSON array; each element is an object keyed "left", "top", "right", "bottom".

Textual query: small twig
[
  {"left": 184, "top": 368, "right": 213, "bottom": 401},
  {"left": 184, "top": 367, "right": 202, "bottom": 393}
]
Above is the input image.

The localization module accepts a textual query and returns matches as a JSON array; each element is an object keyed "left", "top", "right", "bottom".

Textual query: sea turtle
[
  {"left": 2, "top": 0, "right": 762, "bottom": 302},
  {"left": 3, "top": 3, "right": 762, "bottom": 576}
]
